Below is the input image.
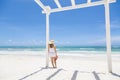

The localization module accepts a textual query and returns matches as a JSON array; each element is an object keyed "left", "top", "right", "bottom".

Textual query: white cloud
[
  {"left": 66, "top": 41, "right": 70, "bottom": 44},
  {"left": 8, "top": 40, "right": 12, "bottom": 42},
  {"left": 40, "top": 40, "right": 43, "bottom": 43},
  {"left": 54, "top": 40, "right": 59, "bottom": 43},
  {"left": 111, "top": 20, "right": 120, "bottom": 29},
  {"left": 97, "top": 20, "right": 120, "bottom": 30},
  {"left": 111, "top": 24, "right": 120, "bottom": 29},
  {"left": 111, "top": 36, "right": 120, "bottom": 42},
  {"left": 53, "top": 40, "right": 71, "bottom": 45},
  {"left": 88, "top": 38, "right": 105, "bottom": 44},
  {"left": 89, "top": 36, "right": 120, "bottom": 45}
]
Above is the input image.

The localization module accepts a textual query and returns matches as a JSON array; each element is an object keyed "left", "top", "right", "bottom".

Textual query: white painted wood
[
  {"left": 87, "top": 0, "right": 91, "bottom": 3},
  {"left": 42, "top": 0, "right": 116, "bottom": 13},
  {"left": 35, "top": 0, "right": 116, "bottom": 72},
  {"left": 71, "top": 0, "right": 75, "bottom": 6},
  {"left": 54, "top": 0, "right": 62, "bottom": 8},
  {"left": 104, "top": 2, "right": 112, "bottom": 73},
  {"left": 34, "top": 0, "right": 46, "bottom": 11},
  {"left": 46, "top": 13, "right": 50, "bottom": 68}
]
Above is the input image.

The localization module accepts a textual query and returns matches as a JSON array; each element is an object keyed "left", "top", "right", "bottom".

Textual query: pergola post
[
  {"left": 46, "top": 13, "right": 50, "bottom": 68},
  {"left": 104, "top": 1, "right": 112, "bottom": 73},
  {"left": 35, "top": 0, "right": 116, "bottom": 71}
]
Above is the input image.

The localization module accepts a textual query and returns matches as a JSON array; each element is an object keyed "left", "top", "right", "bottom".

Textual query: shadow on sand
[
  {"left": 19, "top": 67, "right": 119, "bottom": 80},
  {"left": 92, "top": 71, "right": 101, "bottom": 80},
  {"left": 111, "top": 72, "right": 120, "bottom": 78},
  {"left": 71, "top": 70, "right": 78, "bottom": 80},
  {"left": 71, "top": 70, "right": 105, "bottom": 80},
  {"left": 19, "top": 67, "right": 46, "bottom": 80},
  {"left": 46, "top": 68, "right": 64, "bottom": 80},
  {"left": 19, "top": 67, "right": 63, "bottom": 80}
]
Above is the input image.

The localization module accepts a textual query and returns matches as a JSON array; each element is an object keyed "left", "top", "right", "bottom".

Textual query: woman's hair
[{"left": 49, "top": 44, "right": 54, "bottom": 48}]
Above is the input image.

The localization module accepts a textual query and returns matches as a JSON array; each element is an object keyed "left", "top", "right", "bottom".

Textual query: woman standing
[{"left": 48, "top": 40, "right": 58, "bottom": 68}]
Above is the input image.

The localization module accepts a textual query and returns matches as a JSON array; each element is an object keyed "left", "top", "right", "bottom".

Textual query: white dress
[{"left": 49, "top": 48, "right": 56, "bottom": 57}]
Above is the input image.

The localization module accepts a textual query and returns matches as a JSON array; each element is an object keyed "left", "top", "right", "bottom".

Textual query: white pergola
[{"left": 35, "top": 0, "right": 116, "bottom": 73}]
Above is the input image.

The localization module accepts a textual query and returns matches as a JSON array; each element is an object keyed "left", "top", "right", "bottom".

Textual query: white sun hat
[{"left": 48, "top": 40, "right": 54, "bottom": 44}]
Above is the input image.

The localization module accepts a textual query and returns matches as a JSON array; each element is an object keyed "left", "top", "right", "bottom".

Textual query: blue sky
[{"left": 0, "top": 0, "right": 120, "bottom": 46}]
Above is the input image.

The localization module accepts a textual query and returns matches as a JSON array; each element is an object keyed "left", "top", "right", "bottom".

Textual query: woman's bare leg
[
  {"left": 51, "top": 57, "right": 54, "bottom": 68},
  {"left": 53, "top": 58, "right": 57, "bottom": 68}
]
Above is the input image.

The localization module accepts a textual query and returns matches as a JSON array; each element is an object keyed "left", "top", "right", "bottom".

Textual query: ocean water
[{"left": 0, "top": 46, "right": 120, "bottom": 54}]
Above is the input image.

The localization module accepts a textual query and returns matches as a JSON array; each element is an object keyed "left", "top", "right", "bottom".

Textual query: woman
[{"left": 48, "top": 40, "right": 58, "bottom": 68}]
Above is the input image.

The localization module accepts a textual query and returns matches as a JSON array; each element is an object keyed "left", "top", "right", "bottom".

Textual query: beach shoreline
[{"left": 0, "top": 51, "right": 120, "bottom": 80}]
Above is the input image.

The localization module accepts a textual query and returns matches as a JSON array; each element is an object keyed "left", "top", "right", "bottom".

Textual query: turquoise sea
[{"left": 0, "top": 46, "right": 120, "bottom": 54}]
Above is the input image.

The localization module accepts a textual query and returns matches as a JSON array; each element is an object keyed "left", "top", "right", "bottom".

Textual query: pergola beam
[
  {"left": 71, "top": 0, "right": 76, "bottom": 6},
  {"left": 42, "top": 0, "right": 116, "bottom": 13},
  {"left": 54, "top": 0, "right": 62, "bottom": 8},
  {"left": 87, "top": 0, "right": 91, "bottom": 3},
  {"left": 35, "top": 0, "right": 116, "bottom": 72},
  {"left": 34, "top": 0, "right": 46, "bottom": 11}
]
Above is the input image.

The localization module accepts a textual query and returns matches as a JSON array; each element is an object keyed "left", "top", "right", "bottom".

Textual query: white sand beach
[{"left": 0, "top": 51, "right": 120, "bottom": 80}]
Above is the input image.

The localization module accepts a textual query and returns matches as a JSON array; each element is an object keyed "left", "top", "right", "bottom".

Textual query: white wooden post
[
  {"left": 46, "top": 13, "right": 50, "bottom": 68},
  {"left": 35, "top": 0, "right": 116, "bottom": 71},
  {"left": 104, "top": 1, "right": 112, "bottom": 73},
  {"left": 71, "top": 0, "right": 75, "bottom": 6},
  {"left": 54, "top": 0, "right": 62, "bottom": 8}
]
